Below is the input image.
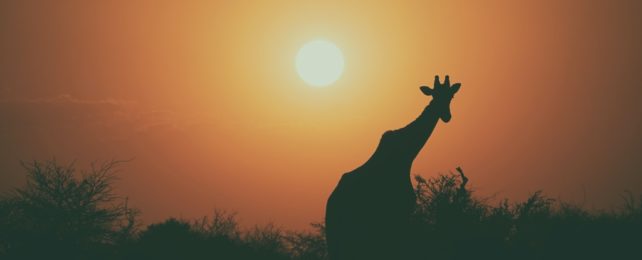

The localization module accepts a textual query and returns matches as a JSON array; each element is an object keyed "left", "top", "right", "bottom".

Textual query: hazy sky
[{"left": 1, "top": 0, "right": 641, "bottom": 229}]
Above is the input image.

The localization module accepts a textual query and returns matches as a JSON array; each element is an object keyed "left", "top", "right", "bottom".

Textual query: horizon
[{"left": 2, "top": 0, "right": 642, "bottom": 230}]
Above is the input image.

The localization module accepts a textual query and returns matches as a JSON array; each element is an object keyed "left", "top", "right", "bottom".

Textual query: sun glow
[{"left": 295, "top": 40, "right": 345, "bottom": 87}]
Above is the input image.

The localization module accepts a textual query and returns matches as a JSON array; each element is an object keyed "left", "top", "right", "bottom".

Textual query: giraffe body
[{"left": 325, "top": 76, "right": 461, "bottom": 259}]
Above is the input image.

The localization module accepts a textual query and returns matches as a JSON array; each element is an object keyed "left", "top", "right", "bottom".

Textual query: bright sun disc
[{"left": 296, "top": 40, "right": 344, "bottom": 87}]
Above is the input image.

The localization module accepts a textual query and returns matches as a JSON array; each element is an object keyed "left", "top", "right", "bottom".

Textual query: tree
[{"left": 0, "top": 159, "right": 138, "bottom": 258}]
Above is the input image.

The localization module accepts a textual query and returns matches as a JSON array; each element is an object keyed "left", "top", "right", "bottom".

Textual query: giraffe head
[{"left": 420, "top": 75, "right": 461, "bottom": 123}]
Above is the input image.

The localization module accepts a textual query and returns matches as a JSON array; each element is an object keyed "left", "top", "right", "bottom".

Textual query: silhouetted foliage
[
  {"left": 407, "top": 169, "right": 642, "bottom": 260},
  {"left": 1, "top": 160, "right": 640, "bottom": 259},
  {"left": 285, "top": 223, "right": 328, "bottom": 260},
  {"left": 133, "top": 218, "right": 202, "bottom": 259},
  {"left": 0, "top": 159, "right": 138, "bottom": 259}
]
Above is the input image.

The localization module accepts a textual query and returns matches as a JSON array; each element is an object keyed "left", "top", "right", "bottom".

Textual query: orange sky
[{"left": 1, "top": 0, "right": 642, "bottom": 229}]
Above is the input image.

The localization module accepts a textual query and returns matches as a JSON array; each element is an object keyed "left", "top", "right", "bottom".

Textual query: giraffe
[{"left": 325, "top": 75, "right": 462, "bottom": 259}]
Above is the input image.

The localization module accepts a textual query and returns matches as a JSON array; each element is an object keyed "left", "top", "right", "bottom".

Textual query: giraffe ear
[
  {"left": 420, "top": 86, "right": 433, "bottom": 96},
  {"left": 450, "top": 83, "right": 461, "bottom": 94}
]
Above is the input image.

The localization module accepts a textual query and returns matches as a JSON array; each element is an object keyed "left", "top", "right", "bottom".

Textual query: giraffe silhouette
[{"left": 325, "top": 75, "right": 462, "bottom": 259}]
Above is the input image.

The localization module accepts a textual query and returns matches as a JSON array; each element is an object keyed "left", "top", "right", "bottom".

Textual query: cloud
[
  {"left": 0, "top": 94, "right": 191, "bottom": 144},
  {"left": 0, "top": 94, "right": 135, "bottom": 106}
]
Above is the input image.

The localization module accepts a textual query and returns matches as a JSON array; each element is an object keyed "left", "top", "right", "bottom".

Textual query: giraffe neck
[
  {"left": 362, "top": 101, "right": 442, "bottom": 173},
  {"left": 403, "top": 101, "right": 441, "bottom": 156}
]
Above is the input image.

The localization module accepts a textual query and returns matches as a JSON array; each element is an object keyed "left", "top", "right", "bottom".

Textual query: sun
[{"left": 295, "top": 40, "right": 345, "bottom": 87}]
